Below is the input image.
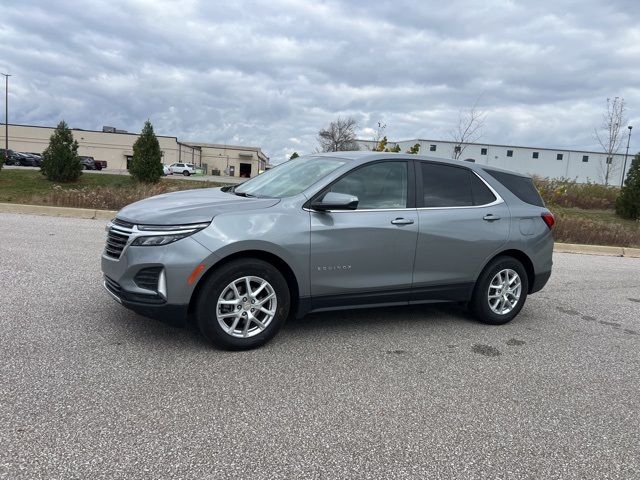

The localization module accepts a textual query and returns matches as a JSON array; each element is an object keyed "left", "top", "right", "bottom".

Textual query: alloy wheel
[
  {"left": 216, "top": 276, "right": 277, "bottom": 338},
  {"left": 487, "top": 268, "right": 522, "bottom": 315}
]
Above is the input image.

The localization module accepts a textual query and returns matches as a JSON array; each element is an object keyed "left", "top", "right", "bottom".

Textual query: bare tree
[
  {"left": 369, "top": 121, "right": 386, "bottom": 150},
  {"left": 450, "top": 99, "right": 486, "bottom": 160},
  {"left": 594, "top": 97, "right": 626, "bottom": 185},
  {"left": 317, "top": 117, "right": 360, "bottom": 152}
]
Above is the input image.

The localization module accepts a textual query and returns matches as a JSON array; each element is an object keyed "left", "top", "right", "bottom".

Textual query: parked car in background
[
  {"left": 79, "top": 156, "right": 102, "bottom": 170},
  {"left": 25, "top": 153, "right": 43, "bottom": 167},
  {"left": 102, "top": 152, "right": 554, "bottom": 350},
  {"left": 0, "top": 149, "right": 17, "bottom": 165},
  {"left": 14, "top": 152, "right": 39, "bottom": 167},
  {"left": 169, "top": 163, "right": 196, "bottom": 176},
  {"left": 163, "top": 164, "right": 171, "bottom": 176}
]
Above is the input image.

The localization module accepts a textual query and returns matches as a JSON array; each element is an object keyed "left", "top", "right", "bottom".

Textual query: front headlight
[{"left": 131, "top": 222, "right": 210, "bottom": 247}]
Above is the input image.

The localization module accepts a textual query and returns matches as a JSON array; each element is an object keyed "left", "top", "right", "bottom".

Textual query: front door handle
[
  {"left": 391, "top": 218, "right": 414, "bottom": 225},
  {"left": 483, "top": 214, "right": 501, "bottom": 221}
]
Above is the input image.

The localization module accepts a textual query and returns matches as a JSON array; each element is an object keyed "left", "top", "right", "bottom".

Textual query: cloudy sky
[{"left": 1, "top": 0, "right": 639, "bottom": 162}]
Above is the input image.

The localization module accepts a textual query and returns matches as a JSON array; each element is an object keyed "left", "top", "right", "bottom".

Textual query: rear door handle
[
  {"left": 483, "top": 214, "right": 501, "bottom": 221},
  {"left": 391, "top": 218, "right": 414, "bottom": 225}
]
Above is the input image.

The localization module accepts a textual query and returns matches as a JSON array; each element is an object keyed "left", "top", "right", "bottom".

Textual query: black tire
[
  {"left": 196, "top": 258, "right": 291, "bottom": 350},
  {"left": 469, "top": 256, "right": 529, "bottom": 325},
  {"left": 183, "top": 171, "right": 190, "bottom": 176}
]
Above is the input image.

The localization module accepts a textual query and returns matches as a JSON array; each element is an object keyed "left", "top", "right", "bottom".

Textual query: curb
[
  {"left": 553, "top": 243, "right": 640, "bottom": 258},
  {"left": 554, "top": 243, "right": 623, "bottom": 257},
  {"left": 0, "top": 202, "right": 116, "bottom": 220},
  {"left": 1, "top": 202, "right": 639, "bottom": 258},
  {"left": 624, "top": 247, "right": 640, "bottom": 258}
]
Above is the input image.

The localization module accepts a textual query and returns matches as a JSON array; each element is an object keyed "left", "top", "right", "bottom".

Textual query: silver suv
[{"left": 102, "top": 152, "right": 554, "bottom": 349}]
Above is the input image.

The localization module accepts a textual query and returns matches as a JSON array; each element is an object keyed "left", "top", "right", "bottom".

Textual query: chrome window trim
[
  {"left": 305, "top": 206, "right": 414, "bottom": 213},
  {"left": 305, "top": 170, "right": 503, "bottom": 213}
]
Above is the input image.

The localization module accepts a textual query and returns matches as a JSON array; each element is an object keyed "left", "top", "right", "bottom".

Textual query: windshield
[{"left": 234, "top": 156, "right": 347, "bottom": 198}]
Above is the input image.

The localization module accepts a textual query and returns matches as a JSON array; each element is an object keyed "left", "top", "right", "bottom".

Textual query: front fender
[{"left": 191, "top": 208, "right": 310, "bottom": 297}]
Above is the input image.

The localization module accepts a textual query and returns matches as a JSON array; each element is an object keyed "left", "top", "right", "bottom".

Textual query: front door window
[{"left": 329, "top": 161, "right": 408, "bottom": 209}]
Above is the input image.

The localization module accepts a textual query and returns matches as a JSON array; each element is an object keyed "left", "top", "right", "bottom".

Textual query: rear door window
[
  {"left": 484, "top": 169, "right": 544, "bottom": 207},
  {"left": 420, "top": 163, "right": 473, "bottom": 207},
  {"left": 470, "top": 173, "right": 497, "bottom": 205}
]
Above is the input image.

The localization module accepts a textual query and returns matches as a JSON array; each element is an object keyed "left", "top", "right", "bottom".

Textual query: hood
[{"left": 116, "top": 187, "right": 280, "bottom": 225}]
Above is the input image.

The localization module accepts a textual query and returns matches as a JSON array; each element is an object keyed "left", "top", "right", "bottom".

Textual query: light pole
[
  {"left": 621, "top": 125, "right": 633, "bottom": 188},
  {"left": 1, "top": 73, "right": 9, "bottom": 164}
]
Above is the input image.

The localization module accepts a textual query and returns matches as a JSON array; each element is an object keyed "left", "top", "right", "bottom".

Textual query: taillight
[{"left": 541, "top": 212, "right": 555, "bottom": 229}]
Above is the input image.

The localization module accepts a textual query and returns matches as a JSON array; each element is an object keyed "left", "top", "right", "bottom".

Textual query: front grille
[
  {"left": 105, "top": 219, "right": 134, "bottom": 259},
  {"left": 113, "top": 218, "right": 134, "bottom": 229},
  {"left": 134, "top": 267, "right": 162, "bottom": 291}
]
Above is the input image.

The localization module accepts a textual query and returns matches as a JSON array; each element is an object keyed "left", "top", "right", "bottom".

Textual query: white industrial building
[{"left": 357, "top": 138, "right": 631, "bottom": 185}]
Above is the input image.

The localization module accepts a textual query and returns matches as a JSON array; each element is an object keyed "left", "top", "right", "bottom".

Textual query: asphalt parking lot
[{"left": 1, "top": 213, "right": 639, "bottom": 479}]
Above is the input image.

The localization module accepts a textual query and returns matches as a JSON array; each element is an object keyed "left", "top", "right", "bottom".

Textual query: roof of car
[{"left": 308, "top": 151, "right": 530, "bottom": 178}]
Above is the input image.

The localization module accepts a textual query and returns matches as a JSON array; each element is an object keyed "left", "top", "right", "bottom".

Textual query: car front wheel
[
  {"left": 196, "top": 258, "right": 291, "bottom": 350},
  {"left": 469, "top": 256, "right": 529, "bottom": 325}
]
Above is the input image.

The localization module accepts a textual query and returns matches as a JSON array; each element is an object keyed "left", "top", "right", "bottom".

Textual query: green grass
[
  {"left": 549, "top": 206, "right": 640, "bottom": 248},
  {"left": 0, "top": 169, "right": 131, "bottom": 203},
  {"left": 0, "top": 169, "right": 227, "bottom": 210},
  {"left": 0, "top": 169, "right": 224, "bottom": 203},
  {"left": 551, "top": 206, "right": 639, "bottom": 228}
]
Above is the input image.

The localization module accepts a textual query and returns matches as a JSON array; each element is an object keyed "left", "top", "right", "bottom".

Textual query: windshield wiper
[{"left": 234, "top": 191, "right": 255, "bottom": 198}]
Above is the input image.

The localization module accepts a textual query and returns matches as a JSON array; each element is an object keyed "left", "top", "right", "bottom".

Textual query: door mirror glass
[{"left": 311, "top": 192, "right": 359, "bottom": 211}]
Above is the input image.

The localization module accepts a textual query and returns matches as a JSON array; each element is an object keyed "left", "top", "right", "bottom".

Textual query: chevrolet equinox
[{"left": 102, "top": 152, "right": 554, "bottom": 349}]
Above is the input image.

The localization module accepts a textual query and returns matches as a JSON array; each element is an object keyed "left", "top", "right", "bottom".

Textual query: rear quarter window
[{"left": 484, "top": 169, "right": 544, "bottom": 207}]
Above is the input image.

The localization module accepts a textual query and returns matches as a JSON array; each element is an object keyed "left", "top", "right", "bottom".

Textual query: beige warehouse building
[{"left": 1, "top": 123, "right": 270, "bottom": 178}]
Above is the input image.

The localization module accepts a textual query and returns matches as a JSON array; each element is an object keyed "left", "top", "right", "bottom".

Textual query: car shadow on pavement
[
  {"left": 101, "top": 307, "right": 211, "bottom": 350},
  {"left": 283, "top": 302, "right": 478, "bottom": 334},
  {"left": 104, "top": 302, "right": 479, "bottom": 350}
]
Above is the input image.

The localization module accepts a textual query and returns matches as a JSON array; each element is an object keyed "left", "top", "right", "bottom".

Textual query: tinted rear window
[
  {"left": 484, "top": 169, "right": 544, "bottom": 207},
  {"left": 421, "top": 163, "right": 473, "bottom": 207},
  {"left": 421, "top": 163, "right": 498, "bottom": 207},
  {"left": 470, "top": 173, "right": 497, "bottom": 205}
]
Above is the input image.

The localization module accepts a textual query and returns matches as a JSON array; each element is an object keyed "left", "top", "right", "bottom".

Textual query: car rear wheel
[
  {"left": 183, "top": 171, "right": 190, "bottom": 176},
  {"left": 469, "top": 256, "right": 528, "bottom": 325},
  {"left": 196, "top": 258, "right": 290, "bottom": 350}
]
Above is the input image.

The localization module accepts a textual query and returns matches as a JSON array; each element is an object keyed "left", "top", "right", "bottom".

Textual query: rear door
[
  {"left": 412, "top": 162, "right": 509, "bottom": 301},
  {"left": 309, "top": 160, "right": 418, "bottom": 307}
]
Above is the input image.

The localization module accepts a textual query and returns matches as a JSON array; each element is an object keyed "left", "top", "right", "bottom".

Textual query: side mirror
[{"left": 310, "top": 192, "right": 359, "bottom": 211}]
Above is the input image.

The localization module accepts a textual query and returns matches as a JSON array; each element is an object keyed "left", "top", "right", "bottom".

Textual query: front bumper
[
  {"left": 103, "top": 276, "right": 189, "bottom": 327},
  {"left": 101, "top": 234, "right": 214, "bottom": 327}
]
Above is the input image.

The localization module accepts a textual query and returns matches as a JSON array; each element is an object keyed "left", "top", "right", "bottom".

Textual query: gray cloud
[{"left": 1, "top": 0, "right": 638, "bottom": 162}]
